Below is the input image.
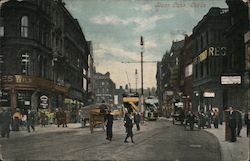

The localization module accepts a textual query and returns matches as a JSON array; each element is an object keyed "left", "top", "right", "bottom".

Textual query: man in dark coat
[
  {"left": 0, "top": 108, "right": 11, "bottom": 138},
  {"left": 27, "top": 109, "right": 36, "bottom": 132},
  {"left": 124, "top": 113, "right": 134, "bottom": 143},
  {"left": 62, "top": 110, "right": 67, "bottom": 128},
  {"left": 244, "top": 111, "right": 250, "bottom": 137},
  {"left": 134, "top": 112, "right": 141, "bottom": 131},
  {"left": 229, "top": 107, "right": 237, "bottom": 142},
  {"left": 104, "top": 110, "right": 114, "bottom": 141},
  {"left": 235, "top": 110, "right": 242, "bottom": 137},
  {"left": 56, "top": 108, "right": 63, "bottom": 127}
]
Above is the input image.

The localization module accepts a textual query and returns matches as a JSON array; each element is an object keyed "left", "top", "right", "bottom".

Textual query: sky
[{"left": 63, "top": 0, "right": 227, "bottom": 89}]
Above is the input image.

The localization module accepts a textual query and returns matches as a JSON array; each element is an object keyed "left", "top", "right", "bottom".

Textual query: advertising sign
[{"left": 221, "top": 76, "right": 241, "bottom": 85}]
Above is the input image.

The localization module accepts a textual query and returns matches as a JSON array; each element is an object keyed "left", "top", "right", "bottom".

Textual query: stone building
[
  {"left": 192, "top": 7, "right": 230, "bottom": 121},
  {"left": 0, "top": 0, "right": 90, "bottom": 112},
  {"left": 223, "top": 0, "right": 249, "bottom": 111},
  {"left": 94, "top": 72, "right": 116, "bottom": 104}
]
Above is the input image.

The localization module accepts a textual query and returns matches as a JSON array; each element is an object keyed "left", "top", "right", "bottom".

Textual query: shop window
[{"left": 21, "top": 16, "right": 29, "bottom": 37}]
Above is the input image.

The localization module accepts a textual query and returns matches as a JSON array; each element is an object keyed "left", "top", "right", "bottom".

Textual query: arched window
[{"left": 21, "top": 16, "right": 28, "bottom": 37}]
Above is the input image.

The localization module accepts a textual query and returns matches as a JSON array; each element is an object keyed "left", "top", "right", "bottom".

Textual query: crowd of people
[
  {"left": 0, "top": 107, "right": 82, "bottom": 138},
  {"left": 176, "top": 106, "right": 248, "bottom": 142}
]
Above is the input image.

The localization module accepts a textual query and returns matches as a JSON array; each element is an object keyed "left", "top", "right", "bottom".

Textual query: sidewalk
[
  {"left": 1, "top": 123, "right": 83, "bottom": 139},
  {"left": 205, "top": 124, "right": 249, "bottom": 161}
]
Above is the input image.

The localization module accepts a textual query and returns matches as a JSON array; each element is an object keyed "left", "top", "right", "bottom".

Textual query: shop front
[
  {"left": 64, "top": 89, "right": 85, "bottom": 123},
  {"left": 0, "top": 75, "right": 68, "bottom": 113}
]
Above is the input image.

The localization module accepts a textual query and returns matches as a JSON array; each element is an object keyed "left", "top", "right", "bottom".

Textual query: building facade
[
  {"left": 179, "top": 35, "right": 193, "bottom": 111},
  {"left": 223, "top": 0, "right": 249, "bottom": 111},
  {"left": 94, "top": 72, "right": 116, "bottom": 104},
  {"left": 157, "top": 40, "right": 184, "bottom": 117},
  {"left": 87, "top": 41, "right": 95, "bottom": 104},
  {"left": 0, "top": 0, "right": 89, "bottom": 113},
  {"left": 192, "top": 8, "right": 230, "bottom": 122}
]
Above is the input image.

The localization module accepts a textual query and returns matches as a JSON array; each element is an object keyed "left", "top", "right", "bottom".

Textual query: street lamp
[{"left": 194, "top": 91, "right": 200, "bottom": 112}]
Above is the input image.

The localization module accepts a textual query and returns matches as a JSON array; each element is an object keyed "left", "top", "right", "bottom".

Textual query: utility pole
[
  {"left": 140, "top": 36, "right": 144, "bottom": 123},
  {"left": 0, "top": 3, "right": 3, "bottom": 108},
  {"left": 140, "top": 36, "right": 144, "bottom": 96},
  {"left": 135, "top": 69, "right": 138, "bottom": 93}
]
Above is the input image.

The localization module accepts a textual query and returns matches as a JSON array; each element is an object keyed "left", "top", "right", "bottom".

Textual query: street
[{"left": 0, "top": 119, "right": 221, "bottom": 161}]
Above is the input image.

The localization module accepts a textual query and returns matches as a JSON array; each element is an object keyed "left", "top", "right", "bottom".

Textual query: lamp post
[
  {"left": 0, "top": 3, "right": 3, "bottom": 108},
  {"left": 140, "top": 36, "right": 144, "bottom": 123}
]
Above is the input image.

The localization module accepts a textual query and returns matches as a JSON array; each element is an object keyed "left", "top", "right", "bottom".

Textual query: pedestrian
[
  {"left": 12, "top": 109, "right": 22, "bottom": 131},
  {"left": 186, "top": 111, "right": 195, "bottom": 130},
  {"left": 0, "top": 108, "right": 11, "bottom": 138},
  {"left": 235, "top": 110, "right": 242, "bottom": 137},
  {"left": 198, "top": 110, "right": 205, "bottom": 129},
  {"left": 62, "top": 110, "right": 67, "bottom": 127},
  {"left": 124, "top": 113, "right": 134, "bottom": 143},
  {"left": 229, "top": 107, "right": 237, "bottom": 142},
  {"left": 56, "top": 108, "right": 62, "bottom": 127},
  {"left": 213, "top": 109, "right": 219, "bottom": 128},
  {"left": 40, "top": 112, "right": 46, "bottom": 127},
  {"left": 244, "top": 111, "right": 250, "bottom": 137},
  {"left": 27, "top": 109, "right": 36, "bottom": 132},
  {"left": 134, "top": 112, "right": 141, "bottom": 131},
  {"left": 104, "top": 110, "right": 114, "bottom": 141},
  {"left": 206, "top": 110, "right": 212, "bottom": 128}
]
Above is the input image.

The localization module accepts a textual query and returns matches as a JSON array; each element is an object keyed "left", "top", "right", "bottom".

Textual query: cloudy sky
[{"left": 64, "top": 0, "right": 227, "bottom": 89}]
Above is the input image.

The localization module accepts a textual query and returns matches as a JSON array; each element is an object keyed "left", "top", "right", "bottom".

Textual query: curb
[{"left": 204, "top": 130, "right": 223, "bottom": 161}]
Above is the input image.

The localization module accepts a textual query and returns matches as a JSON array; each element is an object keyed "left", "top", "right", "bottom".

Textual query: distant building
[
  {"left": 94, "top": 72, "right": 116, "bottom": 104},
  {"left": 114, "top": 86, "right": 125, "bottom": 107},
  {"left": 0, "top": 0, "right": 90, "bottom": 112},
  {"left": 157, "top": 40, "right": 184, "bottom": 117}
]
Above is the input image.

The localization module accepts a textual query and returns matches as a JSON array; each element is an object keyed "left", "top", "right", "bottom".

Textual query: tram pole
[{"left": 140, "top": 36, "right": 144, "bottom": 123}]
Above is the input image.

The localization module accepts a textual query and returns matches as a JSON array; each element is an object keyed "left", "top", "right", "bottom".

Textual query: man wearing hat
[{"left": 104, "top": 110, "right": 114, "bottom": 141}]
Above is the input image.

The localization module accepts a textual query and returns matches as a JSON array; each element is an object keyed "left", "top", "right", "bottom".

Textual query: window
[
  {"left": 21, "top": 53, "right": 30, "bottom": 74},
  {"left": 200, "top": 62, "right": 204, "bottom": 78},
  {"left": 0, "top": 26, "right": 4, "bottom": 37},
  {"left": 21, "top": 16, "right": 28, "bottom": 37},
  {"left": 176, "top": 57, "right": 179, "bottom": 65}
]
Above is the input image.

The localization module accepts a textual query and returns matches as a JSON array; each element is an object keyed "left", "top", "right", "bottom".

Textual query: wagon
[{"left": 80, "top": 103, "right": 111, "bottom": 133}]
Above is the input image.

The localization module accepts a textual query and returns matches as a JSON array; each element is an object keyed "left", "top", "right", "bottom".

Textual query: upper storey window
[{"left": 21, "top": 16, "right": 28, "bottom": 37}]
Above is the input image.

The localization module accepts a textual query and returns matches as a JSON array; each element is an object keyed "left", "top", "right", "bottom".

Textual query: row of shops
[{"left": 0, "top": 75, "right": 86, "bottom": 113}]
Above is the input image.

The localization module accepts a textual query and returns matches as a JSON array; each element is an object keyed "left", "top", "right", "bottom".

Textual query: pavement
[
  {"left": 204, "top": 123, "right": 249, "bottom": 161},
  {"left": 160, "top": 117, "right": 249, "bottom": 161}
]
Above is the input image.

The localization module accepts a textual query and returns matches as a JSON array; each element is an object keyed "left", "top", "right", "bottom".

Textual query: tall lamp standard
[
  {"left": 0, "top": 3, "right": 3, "bottom": 107},
  {"left": 140, "top": 36, "right": 144, "bottom": 122}
]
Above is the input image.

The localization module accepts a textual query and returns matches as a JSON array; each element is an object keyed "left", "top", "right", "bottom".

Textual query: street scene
[{"left": 0, "top": 0, "right": 250, "bottom": 160}]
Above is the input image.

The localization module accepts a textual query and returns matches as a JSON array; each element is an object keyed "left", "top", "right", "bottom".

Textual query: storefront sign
[
  {"left": 0, "top": 75, "right": 68, "bottom": 93},
  {"left": 221, "top": 76, "right": 241, "bottom": 85},
  {"left": 193, "top": 47, "right": 227, "bottom": 64},
  {"left": 203, "top": 92, "right": 215, "bottom": 98},
  {"left": 40, "top": 95, "right": 48, "bottom": 108}
]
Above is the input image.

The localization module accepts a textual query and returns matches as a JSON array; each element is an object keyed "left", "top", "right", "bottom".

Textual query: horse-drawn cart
[{"left": 80, "top": 103, "right": 110, "bottom": 133}]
